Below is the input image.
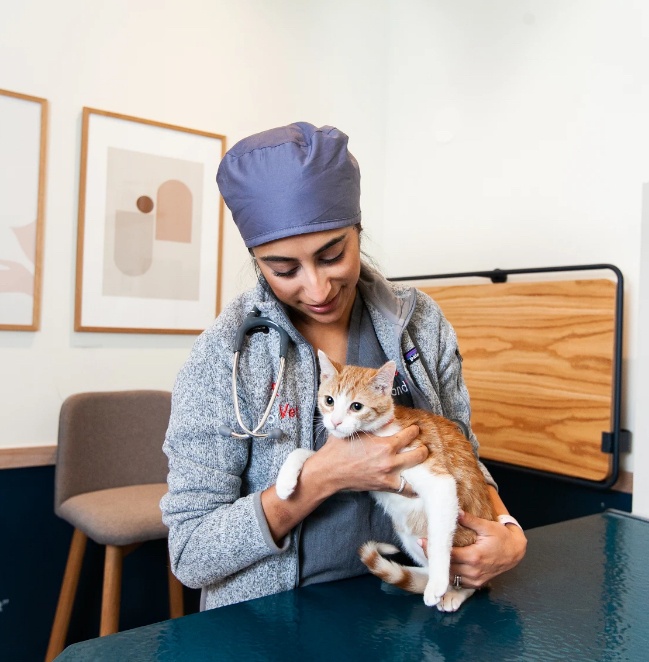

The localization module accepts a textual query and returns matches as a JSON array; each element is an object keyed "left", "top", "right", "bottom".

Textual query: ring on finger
[
  {"left": 396, "top": 475, "right": 407, "bottom": 494},
  {"left": 453, "top": 574, "right": 462, "bottom": 589}
]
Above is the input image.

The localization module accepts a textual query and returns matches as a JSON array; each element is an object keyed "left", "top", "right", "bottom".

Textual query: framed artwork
[
  {"left": 75, "top": 107, "right": 226, "bottom": 334},
  {"left": 0, "top": 89, "right": 48, "bottom": 331}
]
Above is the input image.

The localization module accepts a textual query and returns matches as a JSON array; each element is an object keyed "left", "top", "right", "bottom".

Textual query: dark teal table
[{"left": 55, "top": 511, "right": 649, "bottom": 661}]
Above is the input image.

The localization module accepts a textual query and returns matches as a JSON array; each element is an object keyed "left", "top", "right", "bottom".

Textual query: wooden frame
[
  {"left": 394, "top": 264, "right": 628, "bottom": 488},
  {"left": 419, "top": 274, "right": 619, "bottom": 483},
  {"left": 75, "top": 108, "right": 226, "bottom": 334},
  {"left": 0, "top": 89, "right": 48, "bottom": 331}
]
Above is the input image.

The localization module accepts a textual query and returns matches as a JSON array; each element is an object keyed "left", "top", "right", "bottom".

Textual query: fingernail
[{"left": 459, "top": 509, "right": 465, "bottom": 517}]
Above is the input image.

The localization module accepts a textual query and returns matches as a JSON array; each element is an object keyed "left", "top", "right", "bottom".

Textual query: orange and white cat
[{"left": 275, "top": 350, "right": 496, "bottom": 612}]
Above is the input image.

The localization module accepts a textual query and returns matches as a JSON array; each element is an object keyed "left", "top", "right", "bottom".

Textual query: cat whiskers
[
  {"left": 314, "top": 418, "right": 329, "bottom": 441},
  {"left": 314, "top": 414, "right": 365, "bottom": 454},
  {"left": 347, "top": 430, "right": 367, "bottom": 455}
]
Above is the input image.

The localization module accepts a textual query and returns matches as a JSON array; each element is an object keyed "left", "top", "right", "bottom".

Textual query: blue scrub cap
[{"left": 216, "top": 122, "right": 361, "bottom": 248}]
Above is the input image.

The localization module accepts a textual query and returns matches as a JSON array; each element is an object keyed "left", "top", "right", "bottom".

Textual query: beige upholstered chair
[{"left": 45, "top": 390, "right": 183, "bottom": 661}]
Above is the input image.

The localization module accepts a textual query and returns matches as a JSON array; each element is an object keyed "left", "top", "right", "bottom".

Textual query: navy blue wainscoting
[
  {"left": 486, "top": 462, "right": 632, "bottom": 529},
  {"left": 0, "top": 466, "right": 200, "bottom": 662}
]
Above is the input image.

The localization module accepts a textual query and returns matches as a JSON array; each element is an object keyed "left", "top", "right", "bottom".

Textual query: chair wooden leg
[
  {"left": 45, "top": 528, "right": 88, "bottom": 662},
  {"left": 167, "top": 558, "right": 184, "bottom": 619},
  {"left": 100, "top": 545, "right": 123, "bottom": 636}
]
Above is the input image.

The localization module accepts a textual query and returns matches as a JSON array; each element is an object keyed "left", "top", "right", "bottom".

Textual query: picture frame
[
  {"left": 75, "top": 107, "right": 226, "bottom": 334},
  {"left": 0, "top": 89, "right": 48, "bottom": 331}
]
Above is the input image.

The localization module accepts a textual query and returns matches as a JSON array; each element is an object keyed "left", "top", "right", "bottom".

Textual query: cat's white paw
[
  {"left": 436, "top": 587, "right": 475, "bottom": 613},
  {"left": 275, "top": 449, "right": 314, "bottom": 500},
  {"left": 275, "top": 471, "right": 299, "bottom": 500},
  {"left": 423, "top": 573, "right": 449, "bottom": 607}
]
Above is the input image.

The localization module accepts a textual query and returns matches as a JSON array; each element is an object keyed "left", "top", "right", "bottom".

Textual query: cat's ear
[
  {"left": 318, "top": 350, "right": 340, "bottom": 382},
  {"left": 371, "top": 361, "right": 396, "bottom": 396}
]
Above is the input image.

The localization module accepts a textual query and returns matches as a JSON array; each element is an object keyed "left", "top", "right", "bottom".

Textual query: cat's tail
[{"left": 359, "top": 541, "right": 428, "bottom": 594}]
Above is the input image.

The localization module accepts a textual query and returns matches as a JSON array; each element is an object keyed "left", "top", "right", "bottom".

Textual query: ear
[
  {"left": 371, "top": 361, "right": 396, "bottom": 395},
  {"left": 318, "top": 350, "right": 340, "bottom": 382}
]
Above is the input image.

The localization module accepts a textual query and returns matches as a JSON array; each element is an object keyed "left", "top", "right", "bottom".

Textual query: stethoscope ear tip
[
  {"left": 218, "top": 425, "right": 234, "bottom": 437},
  {"left": 267, "top": 428, "right": 283, "bottom": 440}
]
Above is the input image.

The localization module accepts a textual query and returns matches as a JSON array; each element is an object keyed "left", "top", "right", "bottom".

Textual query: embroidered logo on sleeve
[{"left": 404, "top": 347, "right": 419, "bottom": 365}]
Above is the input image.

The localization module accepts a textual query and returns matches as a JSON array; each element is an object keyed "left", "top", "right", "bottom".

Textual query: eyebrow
[{"left": 258, "top": 233, "right": 347, "bottom": 263}]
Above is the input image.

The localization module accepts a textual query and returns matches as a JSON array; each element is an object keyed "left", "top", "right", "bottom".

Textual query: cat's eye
[
  {"left": 325, "top": 396, "right": 334, "bottom": 406},
  {"left": 350, "top": 402, "right": 363, "bottom": 412}
]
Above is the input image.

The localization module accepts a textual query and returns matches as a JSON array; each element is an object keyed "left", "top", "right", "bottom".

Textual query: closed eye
[
  {"left": 272, "top": 251, "right": 343, "bottom": 277},
  {"left": 320, "top": 250, "right": 344, "bottom": 265},
  {"left": 271, "top": 266, "right": 299, "bottom": 278}
]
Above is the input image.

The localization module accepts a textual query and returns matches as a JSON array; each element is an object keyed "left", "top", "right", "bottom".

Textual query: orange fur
[
  {"left": 318, "top": 359, "right": 497, "bottom": 541},
  {"left": 318, "top": 358, "right": 497, "bottom": 603}
]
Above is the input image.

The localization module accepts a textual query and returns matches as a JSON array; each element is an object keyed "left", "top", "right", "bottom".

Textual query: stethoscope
[{"left": 218, "top": 307, "right": 292, "bottom": 440}]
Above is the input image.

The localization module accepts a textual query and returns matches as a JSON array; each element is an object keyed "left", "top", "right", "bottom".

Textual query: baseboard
[{"left": 0, "top": 445, "right": 57, "bottom": 469}]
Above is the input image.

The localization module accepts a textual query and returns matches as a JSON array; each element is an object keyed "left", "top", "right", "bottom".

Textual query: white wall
[
  {"left": 382, "top": 0, "right": 649, "bottom": 513},
  {"left": 2, "top": 0, "right": 648, "bottom": 514},
  {"left": 634, "top": 184, "right": 649, "bottom": 515},
  {"left": 0, "top": 0, "right": 389, "bottom": 448}
]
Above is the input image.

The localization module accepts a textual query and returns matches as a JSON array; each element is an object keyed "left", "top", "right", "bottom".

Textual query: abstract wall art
[
  {"left": 75, "top": 108, "right": 226, "bottom": 333},
  {"left": 0, "top": 89, "right": 48, "bottom": 331}
]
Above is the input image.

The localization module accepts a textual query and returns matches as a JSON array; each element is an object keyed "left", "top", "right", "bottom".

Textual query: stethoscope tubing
[
  {"left": 231, "top": 352, "right": 287, "bottom": 439},
  {"left": 225, "top": 307, "right": 292, "bottom": 440}
]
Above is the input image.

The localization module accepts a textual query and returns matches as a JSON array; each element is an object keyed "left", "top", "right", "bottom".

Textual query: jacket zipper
[{"left": 292, "top": 342, "right": 318, "bottom": 588}]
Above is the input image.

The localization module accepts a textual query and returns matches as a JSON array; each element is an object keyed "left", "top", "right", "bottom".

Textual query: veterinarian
[{"left": 161, "top": 122, "right": 527, "bottom": 610}]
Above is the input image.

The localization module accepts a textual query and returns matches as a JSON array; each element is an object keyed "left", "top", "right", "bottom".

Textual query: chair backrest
[{"left": 54, "top": 390, "right": 171, "bottom": 512}]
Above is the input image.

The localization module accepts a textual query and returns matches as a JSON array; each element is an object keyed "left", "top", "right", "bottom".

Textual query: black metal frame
[{"left": 390, "top": 264, "right": 628, "bottom": 490}]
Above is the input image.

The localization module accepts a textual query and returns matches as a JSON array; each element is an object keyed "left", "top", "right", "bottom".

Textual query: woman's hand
[
  {"left": 449, "top": 510, "right": 527, "bottom": 587},
  {"left": 419, "top": 509, "right": 527, "bottom": 587},
  {"left": 306, "top": 424, "right": 427, "bottom": 497},
  {"left": 261, "top": 424, "right": 425, "bottom": 543}
]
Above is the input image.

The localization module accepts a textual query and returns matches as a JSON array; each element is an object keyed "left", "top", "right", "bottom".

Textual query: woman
[{"left": 161, "top": 122, "right": 526, "bottom": 610}]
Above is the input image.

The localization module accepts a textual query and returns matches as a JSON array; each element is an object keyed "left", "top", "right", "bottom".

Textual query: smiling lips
[{"left": 304, "top": 290, "right": 341, "bottom": 315}]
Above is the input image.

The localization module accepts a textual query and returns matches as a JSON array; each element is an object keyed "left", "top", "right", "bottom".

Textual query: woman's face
[{"left": 252, "top": 227, "right": 361, "bottom": 327}]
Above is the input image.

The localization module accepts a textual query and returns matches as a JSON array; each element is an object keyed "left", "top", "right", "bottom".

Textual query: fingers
[
  {"left": 386, "top": 472, "right": 417, "bottom": 498},
  {"left": 393, "top": 425, "right": 427, "bottom": 468},
  {"left": 397, "top": 477, "right": 419, "bottom": 498},
  {"left": 399, "top": 445, "right": 428, "bottom": 471},
  {"left": 457, "top": 510, "right": 503, "bottom": 537},
  {"left": 456, "top": 509, "right": 482, "bottom": 533},
  {"left": 394, "top": 424, "right": 420, "bottom": 449},
  {"left": 325, "top": 424, "right": 426, "bottom": 493},
  {"left": 450, "top": 543, "right": 475, "bottom": 567}
]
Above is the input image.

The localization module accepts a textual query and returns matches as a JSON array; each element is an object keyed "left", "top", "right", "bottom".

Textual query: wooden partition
[{"left": 419, "top": 277, "right": 617, "bottom": 482}]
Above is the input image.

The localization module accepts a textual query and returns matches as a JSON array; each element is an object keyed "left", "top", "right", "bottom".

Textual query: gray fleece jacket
[{"left": 161, "top": 264, "right": 495, "bottom": 610}]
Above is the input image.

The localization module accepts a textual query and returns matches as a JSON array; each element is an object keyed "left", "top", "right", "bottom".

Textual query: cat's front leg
[
  {"left": 275, "top": 449, "right": 315, "bottom": 499},
  {"left": 402, "top": 467, "right": 458, "bottom": 607}
]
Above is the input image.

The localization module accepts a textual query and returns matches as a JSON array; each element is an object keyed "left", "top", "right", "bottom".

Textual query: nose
[{"left": 303, "top": 268, "right": 332, "bottom": 304}]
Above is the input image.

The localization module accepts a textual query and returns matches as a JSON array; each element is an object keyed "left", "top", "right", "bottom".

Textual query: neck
[{"left": 373, "top": 414, "right": 395, "bottom": 433}]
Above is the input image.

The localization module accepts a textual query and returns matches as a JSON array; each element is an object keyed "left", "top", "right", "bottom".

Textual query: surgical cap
[{"left": 216, "top": 122, "right": 361, "bottom": 248}]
